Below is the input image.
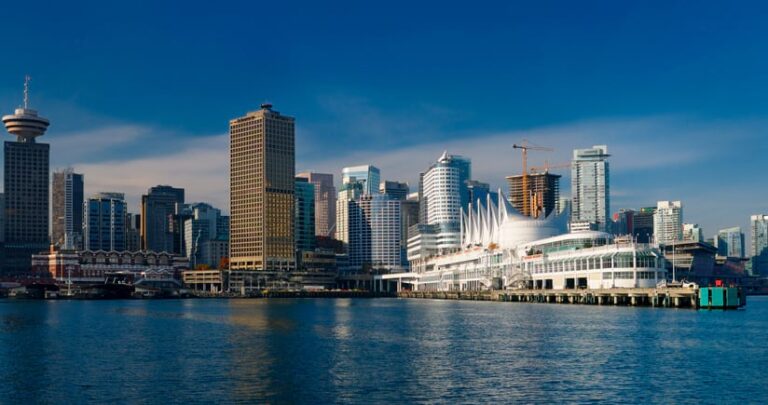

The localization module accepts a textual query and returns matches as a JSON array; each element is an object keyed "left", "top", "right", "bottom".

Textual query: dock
[{"left": 397, "top": 287, "right": 743, "bottom": 309}]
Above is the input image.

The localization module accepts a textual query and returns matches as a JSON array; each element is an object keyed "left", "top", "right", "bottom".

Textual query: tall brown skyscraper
[
  {"left": 229, "top": 104, "right": 295, "bottom": 272},
  {"left": 296, "top": 172, "right": 336, "bottom": 238},
  {"left": 506, "top": 172, "right": 560, "bottom": 218}
]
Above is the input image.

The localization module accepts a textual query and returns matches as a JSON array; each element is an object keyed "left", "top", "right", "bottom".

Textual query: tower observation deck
[{"left": 2, "top": 76, "right": 49, "bottom": 142}]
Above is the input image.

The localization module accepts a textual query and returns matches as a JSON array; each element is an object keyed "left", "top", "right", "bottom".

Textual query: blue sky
[{"left": 1, "top": 1, "right": 768, "bottom": 241}]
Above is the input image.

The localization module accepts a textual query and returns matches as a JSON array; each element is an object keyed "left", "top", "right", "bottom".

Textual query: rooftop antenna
[{"left": 23, "top": 75, "right": 30, "bottom": 109}]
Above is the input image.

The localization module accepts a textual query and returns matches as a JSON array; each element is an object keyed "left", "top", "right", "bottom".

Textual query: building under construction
[{"left": 506, "top": 172, "right": 561, "bottom": 218}]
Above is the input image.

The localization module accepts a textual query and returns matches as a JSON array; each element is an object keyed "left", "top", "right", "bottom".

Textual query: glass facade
[
  {"left": 571, "top": 145, "right": 610, "bottom": 232},
  {"left": 716, "top": 227, "right": 745, "bottom": 258},
  {"left": 751, "top": 215, "right": 768, "bottom": 275},
  {"left": 342, "top": 165, "right": 380, "bottom": 195},
  {"left": 84, "top": 193, "right": 127, "bottom": 251},
  {"left": 295, "top": 178, "right": 316, "bottom": 253}
]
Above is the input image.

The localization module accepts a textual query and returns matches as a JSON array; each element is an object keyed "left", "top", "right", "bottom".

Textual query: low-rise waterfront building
[
  {"left": 182, "top": 269, "right": 224, "bottom": 293},
  {"left": 32, "top": 249, "right": 189, "bottom": 283},
  {"left": 394, "top": 192, "right": 666, "bottom": 292}
]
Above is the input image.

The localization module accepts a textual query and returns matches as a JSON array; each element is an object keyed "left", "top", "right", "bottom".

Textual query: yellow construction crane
[
  {"left": 527, "top": 161, "right": 570, "bottom": 218},
  {"left": 512, "top": 141, "right": 553, "bottom": 217},
  {"left": 529, "top": 161, "right": 571, "bottom": 174}
]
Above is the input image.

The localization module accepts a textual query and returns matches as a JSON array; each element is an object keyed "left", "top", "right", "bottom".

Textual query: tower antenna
[{"left": 24, "top": 75, "right": 30, "bottom": 109}]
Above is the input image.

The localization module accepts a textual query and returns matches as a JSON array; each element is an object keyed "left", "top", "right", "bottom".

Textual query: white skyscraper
[
  {"left": 571, "top": 145, "right": 610, "bottom": 232},
  {"left": 419, "top": 151, "right": 471, "bottom": 251},
  {"left": 362, "top": 194, "right": 402, "bottom": 271},
  {"left": 340, "top": 193, "right": 403, "bottom": 272},
  {"left": 653, "top": 201, "right": 683, "bottom": 244}
]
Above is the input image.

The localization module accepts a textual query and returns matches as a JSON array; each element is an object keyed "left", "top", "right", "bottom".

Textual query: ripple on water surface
[{"left": 0, "top": 297, "right": 766, "bottom": 403}]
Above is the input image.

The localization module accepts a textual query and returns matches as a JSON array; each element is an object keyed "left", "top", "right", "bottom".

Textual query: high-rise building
[
  {"left": 184, "top": 202, "right": 225, "bottom": 268},
  {"left": 296, "top": 172, "right": 336, "bottom": 238},
  {"left": 83, "top": 192, "right": 127, "bottom": 251},
  {"left": 571, "top": 145, "right": 610, "bottom": 232},
  {"left": 295, "top": 177, "right": 316, "bottom": 253},
  {"left": 715, "top": 227, "right": 745, "bottom": 258},
  {"left": 217, "top": 216, "right": 230, "bottom": 240},
  {"left": 611, "top": 209, "right": 635, "bottom": 236},
  {"left": 400, "top": 197, "right": 420, "bottom": 267},
  {"left": 380, "top": 180, "right": 409, "bottom": 200},
  {"left": 126, "top": 213, "right": 141, "bottom": 252},
  {"left": 0, "top": 193, "right": 4, "bottom": 244},
  {"left": 750, "top": 215, "right": 768, "bottom": 275},
  {"left": 172, "top": 204, "right": 193, "bottom": 256},
  {"left": 335, "top": 182, "right": 364, "bottom": 246},
  {"left": 418, "top": 152, "right": 471, "bottom": 252},
  {"left": 379, "top": 182, "right": 418, "bottom": 267},
  {"left": 2, "top": 79, "right": 50, "bottom": 273},
  {"left": 229, "top": 104, "right": 295, "bottom": 272},
  {"left": 682, "top": 223, "right": 704, "bottom": 243},
  {"left": 342, "top": 165, "right": 380, "bottom": 195},
  {"left": 653, "top": 201, "right": 683, "bottom": 244},
  {"left": 506, "top": 172, "right": 560, "bottom": 218},
  {"left": 140, "top": 185, "right": 184, "bottom": 253},
  {"left": 633, "top": 207, "right": 656, "bottom": 243},
  {"left": 467, "top": 180, "right": 499, "bottom": 208},
  {"left": 348, "top": 194, "right": 403, "bottom": 272},
  {"left": 52, "top": 168, "right": 84, "bottom": 249}
]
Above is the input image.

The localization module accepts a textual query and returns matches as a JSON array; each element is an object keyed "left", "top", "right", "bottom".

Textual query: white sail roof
[{"left": 461, "top": 190, "right": 569, "bottom": 250}]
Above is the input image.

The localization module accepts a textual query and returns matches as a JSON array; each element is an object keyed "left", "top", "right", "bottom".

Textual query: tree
[{"left": 218, "top": 257, "right": 229, "bottom": 270}]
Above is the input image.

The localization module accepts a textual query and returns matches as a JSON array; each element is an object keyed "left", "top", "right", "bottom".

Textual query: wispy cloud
[
  {"left": 74, "top": 134, "right": 228, "bottom": 211},
  {"left": 48, "top": 125, "right": 149, "bottom": 165},
  {"left": 43, "top": 113, "right": 767, "bottom": 239},
  {"left": 302, "top": 115, "right": 755, "bottom": 188}
]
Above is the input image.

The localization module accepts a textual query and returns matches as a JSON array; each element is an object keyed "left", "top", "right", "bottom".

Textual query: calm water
[{"left": 0, "top": 297, "right": 766, "bottom": 404}]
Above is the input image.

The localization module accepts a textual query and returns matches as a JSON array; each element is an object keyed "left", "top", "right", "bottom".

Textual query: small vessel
[{"left": 78, "top": 272, "right": 135, "bottom": 299}]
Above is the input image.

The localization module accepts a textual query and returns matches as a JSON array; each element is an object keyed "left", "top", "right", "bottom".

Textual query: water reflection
[{"left": 0, "top": 297, "right": 766, "bottom": 403}]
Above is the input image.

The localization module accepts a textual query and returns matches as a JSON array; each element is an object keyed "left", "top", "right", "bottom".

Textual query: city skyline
[{"left": 1, "top": 1, "right": 768, "bottom": 244}]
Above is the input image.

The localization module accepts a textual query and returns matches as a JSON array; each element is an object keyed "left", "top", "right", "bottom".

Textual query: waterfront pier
[{"left": 398, "top": 287, "right": 704, "bottom": 309}]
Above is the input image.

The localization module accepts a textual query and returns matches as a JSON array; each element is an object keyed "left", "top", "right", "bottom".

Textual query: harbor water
[{"left": 1, "top": 297, "right": 766, "bottom": 403}]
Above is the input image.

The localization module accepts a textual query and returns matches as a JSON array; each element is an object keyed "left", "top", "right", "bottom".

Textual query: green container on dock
[
  {"left": 711, "top": 287, "right": 725, "bottom": 307},
  {"left": 699, "top": 287, "right": 743, "bottom": 309},
  {"left": 699, "top": 288, "right": 710, "bottom": 307}
]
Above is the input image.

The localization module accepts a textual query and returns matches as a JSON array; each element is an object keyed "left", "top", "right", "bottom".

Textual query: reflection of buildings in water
[
  {"left": 0, "top": 303, "right": 52, "bottom": 401},
  {"left": 224, "top": 299, "right": 299, "bottom": 402},
  {"left": 326, "top": 299, "right": 355, "bottom": 396}
]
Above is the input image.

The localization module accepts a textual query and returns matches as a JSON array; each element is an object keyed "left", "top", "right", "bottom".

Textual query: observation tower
[
  {"left": 2, "top": 75, "right": 51, "bottom": 274},
  {"left": 2, "top": 76, "right": 49, "bottom": 142}
]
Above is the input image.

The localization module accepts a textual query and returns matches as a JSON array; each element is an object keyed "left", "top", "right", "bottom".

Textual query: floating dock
[{"left": 398, "top": 287, "right": 745, "bottom": 309}]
